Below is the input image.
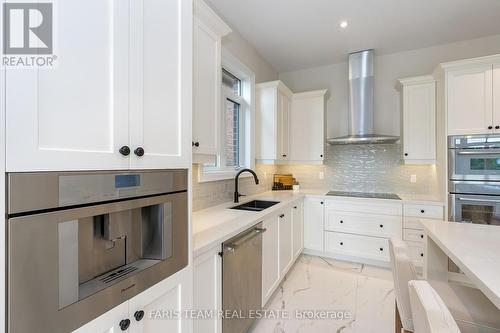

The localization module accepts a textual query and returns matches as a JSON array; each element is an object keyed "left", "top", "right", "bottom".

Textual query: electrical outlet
[
  {"left": 319, "top": 171, "right": 325, "bottom": 180},
  {"left": 410, "top": 174, "right": 417, "bottom": 183}
]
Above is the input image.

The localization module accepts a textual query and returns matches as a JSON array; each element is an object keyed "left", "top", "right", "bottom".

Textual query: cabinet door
[
  {"left": 304, "top": 198, "right": 324, "bottom": 251},
  {"left": 72, "top": 302, "right": 130, "bottom": 333},
  {"left": 447, "top": 65, "right": 493, "bottom": 135},
  {"left": 6, "top": 0, "right": 130, "bottom": 171},
  {"left": 129, "top": 0, "right": 191, "bottom": 169},
  {"left": 129, "top": 268, "right": 192, "bottom": 333},
  {"left": 403, "top": 82, "right": 436, "bottom": 163},
  {"left": 279, "top": 209, "right": 293, "bottom": 276},
  {"left": 192, "top": 18, "right": 221, "bottom": 156},
  {"left": 292, "top": 201, "right": 304, "bottom": 258},
  {"left": 277, "top": 90, "right": 291, "bottom": 160},
  {"left": 291, "top": 93, "right": 325, "bottom": 161},
  {"left": 262, "top": 215, "right": 280, "bottom": 305},
  {"left": 494, "top": 64, "right": 500, "bottom": 131},
  {"left": 193, "top": 246, "right": 222, "bottom": 333}
]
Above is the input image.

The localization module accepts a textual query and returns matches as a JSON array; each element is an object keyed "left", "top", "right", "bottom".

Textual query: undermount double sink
[{"left": 230, "top": 200, "right": 280, "bottom": 212}]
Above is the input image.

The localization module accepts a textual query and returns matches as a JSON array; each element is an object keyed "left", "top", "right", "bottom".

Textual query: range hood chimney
[{"left": 327, "top": 49, "right": 399, "bottom": 145}]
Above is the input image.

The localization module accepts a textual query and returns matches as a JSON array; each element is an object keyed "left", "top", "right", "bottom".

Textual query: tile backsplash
[
  {"left": 192, "top": 143, "right": 439, "bottom": 211},
  {"left": 277, "top": 143, "right": 439, "bottom": 196},
  {"left": 192, "top": 164, "right": 276, "bottom": 211}
]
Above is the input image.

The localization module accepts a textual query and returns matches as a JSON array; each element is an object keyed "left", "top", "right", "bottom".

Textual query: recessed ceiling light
[{"left": 340, "top": 21, "right": 348, "bottom": 29}]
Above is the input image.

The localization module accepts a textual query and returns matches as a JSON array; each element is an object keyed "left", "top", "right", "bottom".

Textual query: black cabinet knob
[
  {"left": 420, "top": 209, "right": 425, "bottom": 213},
  {"left": 119, "top": 146, "right": 130, "bottom": 156},
  {"left": 293, "top": 206, "right": 297, "bottom": 209},
  {"left": 340, "top": 220, "right": 343, "bottom": 224},
  {"left": 404, "top": 153, "right": 408, "bottom": 156},
  {"left": 134, "top": 310, "right": 145, "bottom": 322},
  {"left": 134, "top": 147, "right": 145, "bottom": 157},
  {"left": 192, "top": 141, "right": 200, "bottom": 147},
  {"left": 420, "top": 234, "right": 424, "bottom": 239},
  {"left": 282, "top": 154, "right": 287, "bottom": 157},
  {"left": 320, "top": 154, "right": 323, "bottom": 158},
  {"left": 320, "top": 201, "right": 324, "bottom": 205},
  {"left": 380, "top": 248, "right": 384, "bottom": 251},
  {"left": 496, "top": 126, "right": 500, "bottom": 130},
  {"left": 489, "top": 126, "right": 493, "bottom": 130},
  {"left": 340, "top": 242, "right": 343, "bottom": 245},
  {"left": 119, "top": 319, "right": 130, "bottom": 331},
  {"left": 279, "top": 214, "right": 285, "bottom": 218},
  {"left": 420, "top": 253, "right": 424, "bottom": 257},
  {"left": 380, "top": 224, "right": 383, "bottom": 228}
]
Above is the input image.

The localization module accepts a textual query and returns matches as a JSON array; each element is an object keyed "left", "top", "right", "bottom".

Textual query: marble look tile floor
[{"left": 250, "top": 255, "right": 395, "bottom": 333}]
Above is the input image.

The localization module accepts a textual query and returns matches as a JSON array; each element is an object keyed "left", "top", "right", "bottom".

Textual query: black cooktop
[{"left": 325, "top": 191, "right": 402, "bottom": 200}]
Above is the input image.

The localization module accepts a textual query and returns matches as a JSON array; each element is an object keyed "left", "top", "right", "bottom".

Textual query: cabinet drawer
[
  {"left": 324, "top": 232, "right": 389, "bottom": 262},
  {"left": 326, "top": 199, "right": 402, "bottom": 216},
  {"left": 404, "top": 204, "right": 443, "bottom": 219},
  {"left": 325, "top": 211, "right": 401, "bottom": 238},
  {"left": 403, "top": 228, "right": 425, "bottom": 243},
  {"left": 406, "top": 241, "right": 425, "bottom": 265}
]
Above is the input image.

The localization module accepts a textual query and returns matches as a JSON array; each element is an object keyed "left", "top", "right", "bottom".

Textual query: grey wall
[{"left": 279, "top": 34, "right": 500, "bottom": 138}]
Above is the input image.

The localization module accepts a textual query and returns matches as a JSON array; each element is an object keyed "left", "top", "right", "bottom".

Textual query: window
[{"left": 198, "top": 51, "right": 255, "bottom": 182}]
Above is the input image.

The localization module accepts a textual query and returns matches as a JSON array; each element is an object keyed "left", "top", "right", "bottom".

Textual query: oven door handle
[
  {"left": 456, "top": 149, "right": 500, "bottom": 155},
  {"left": 457, "top": 197, "right": 500, "bottom": 203}
]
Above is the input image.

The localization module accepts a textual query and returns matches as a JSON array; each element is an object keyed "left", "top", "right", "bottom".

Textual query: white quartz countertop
[
  {"left": 421, "top": 221, "right": 500, "bottom": 309},
  {"left": 192, "top": 189, "right": 444, "bottom": 257}
]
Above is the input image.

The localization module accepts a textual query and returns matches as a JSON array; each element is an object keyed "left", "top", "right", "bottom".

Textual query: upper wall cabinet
[
  {"left": 290, "top": 90, "right": 327, "bottom": 162},
  {"left": 399, "top": 76, "right": 436, "bottom": 164},
  {"left": 256, "top": 81, "right": 293, "bottom": 163},
  {"left": 256, "top": 81, "right": 326, "bottom": 164},
  {"left": 192, "top": 0, "right": 231, "bottom": 158},
  {"left": 437, "top": 55, "right": 500, "bottom": 136},
  {"left": 6, "top": 0, "right": 192, "bottom": 171}
]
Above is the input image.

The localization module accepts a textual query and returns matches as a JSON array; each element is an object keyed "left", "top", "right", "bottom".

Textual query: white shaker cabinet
[
  {"left": 192, "top": 0, "right": 231, "bottom": 158},
  {"left": 304, "top": 198, "right": 324, "bottom": 252},
  {"left": 292, "top": 201, "right": 304, "bottom": 259},
  {"left": 6, "top": 0, "right": 192, "bottom": 171},
  {"left": 399, "top": 76, "right": 436, "bottom": 164},
  {"left": 256, "top": 80, "right": 293, "bottom": 163},
  {"left": 193, "top": 246, "right": 222, "bottom": 333},
  {"left": 278, "top": 209, "right": 293, "bottom": 276},
  {"left": 129, "top": 0, "right": 192, "bottom": 169},
  {"left": 261, "top": 214, "right": 280, "bottom": 305},
  {"left": 446, "top": 63, "right": 494, "bottom": 135},
  {"left": 290, "top": 90, "right": 327, "bottom": 162},
  {"left": 72, "top": 302, "right": 130, "bottom": 333}
]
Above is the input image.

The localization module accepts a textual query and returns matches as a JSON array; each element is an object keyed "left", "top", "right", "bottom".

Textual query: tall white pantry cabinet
[{"left": 5, "top": 0, "right": 192, "bottom": 171}]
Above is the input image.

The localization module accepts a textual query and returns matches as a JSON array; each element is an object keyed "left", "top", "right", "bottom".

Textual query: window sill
[{"left": 197, "top": 168, "right": 253, "bottom": 183}]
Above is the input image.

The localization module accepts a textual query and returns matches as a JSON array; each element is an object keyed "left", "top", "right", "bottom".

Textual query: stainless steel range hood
[{"left": 327, "top": 50, "right": 399, "bottom": 145}]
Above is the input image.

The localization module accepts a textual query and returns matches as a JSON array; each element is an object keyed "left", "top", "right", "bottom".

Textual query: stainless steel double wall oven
[
  {"left": 449, "top": 134, "right": 500, "bottom": 226},
  {"left": 6, "top": 169, "right": 189, "bottom": 333}
]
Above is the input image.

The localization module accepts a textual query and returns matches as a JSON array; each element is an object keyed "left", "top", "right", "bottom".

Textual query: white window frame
[{"left": 198, "top": 50, "right": 256, "bottom": 182}]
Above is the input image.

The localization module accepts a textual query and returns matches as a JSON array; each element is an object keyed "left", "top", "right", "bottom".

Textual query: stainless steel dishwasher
[{"left": 221, "top": 222, "right": 265, "bottom": 333}]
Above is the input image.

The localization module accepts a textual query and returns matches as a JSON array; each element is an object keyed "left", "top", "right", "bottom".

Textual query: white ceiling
[{"left": 205, "top": 0, "right": 500, "bottom": 72}]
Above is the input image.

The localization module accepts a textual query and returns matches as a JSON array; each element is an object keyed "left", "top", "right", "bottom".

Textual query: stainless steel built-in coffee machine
[{"left": 6, "top": 170, "right": 188, "bottom": 333}]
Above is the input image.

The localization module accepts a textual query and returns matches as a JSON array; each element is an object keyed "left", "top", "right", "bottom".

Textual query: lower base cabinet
[
  {"left": 262, "top": 214, "right": 280, "bottom": 305},
  {"left": 304, "top": 198, "right": 324, "bottom": 251},
  {"left": 193, "top": 246, "right": 222, "bottom": 333},
  {"left": 73, "top": 267, "right": 193, "bottom": 333}
]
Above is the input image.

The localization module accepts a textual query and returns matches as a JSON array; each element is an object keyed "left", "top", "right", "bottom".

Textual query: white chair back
[
  {"left": 389, "top": 237, "right": 418, "bottom": 331},
  {"left": 408, "top": 280, "right": 461, "bottom": 333}
]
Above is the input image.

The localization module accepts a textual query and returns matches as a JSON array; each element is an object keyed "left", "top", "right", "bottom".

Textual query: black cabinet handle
[
  {"left": 293, "top": 206, "right": 297, "bottom": 209},
  {"left": 119, "top": 319, "right": 130, "bottom": 331},
  {"left": 134, "top": 147, "right": 145, "bottom": 157},
  {"left": 420, "top": 253, "right": 424, "bottom": 257},
  {"left": 279, "top": 214, "right": 285, "bottom": 218},
  {"left": 320, "top": 154, "right": 323, "bottom": 158},
  {"left": 192, "top": 141, "right": 200, "bottom": 147},
  {"left": 320, "top": 201, "right": 324, "bottom": 205},
  {"left": 282, "top": 154, "right": 287, "bottom": 157},
  {"left": 420, "top": 209, "right": 425, "bottom": 213},
  {"left": 489, "top": 126, "right": 493, "bottom": 130},
  {"left": 119, "top": 146, "right": 130, "bottom": 156},
  {"left": 404, "top": 153, "right": 408, "bottom": 156},
  {"left": 134, "top": 310, "right": 145, "bottom": 322},
  {"left": 379, "top": 224, "right": 383, "bottom": 228},
  {"left": 380, "top": 248, "right": 384, "bottom": 251},
  {"left": 496, "top": 126, "right": 500, "bottom": 130},
  {"left": 340, "top": 242, "right": 343, "bottom": 245},
  {"left": 420, "top": 234, "right": 424, "bottom": 239},
  {"left": 340, "top": 220, "right": 343, "bottom": 224}
]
